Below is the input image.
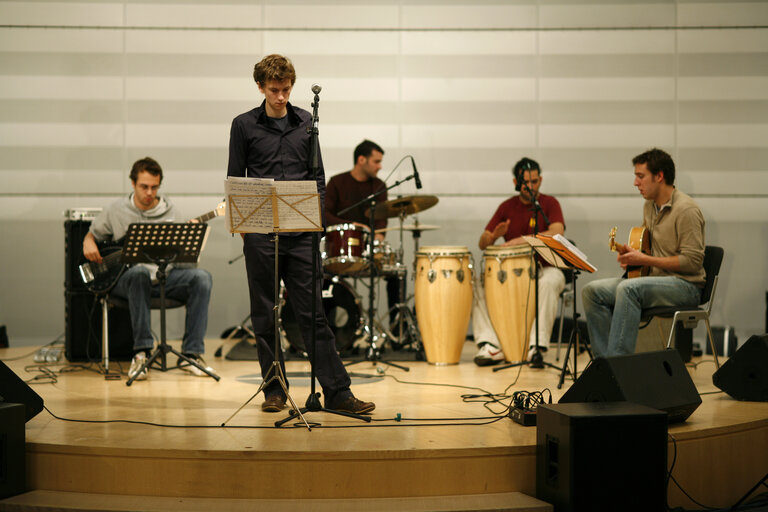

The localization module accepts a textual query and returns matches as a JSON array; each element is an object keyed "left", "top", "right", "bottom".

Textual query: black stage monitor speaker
[
  {"left": 537, "top": 402, "right": 667, "bottom": 512},
  {"left": 559, "top": 349, "right": 701, "bottom": 423},
  {"left": 0, "top": 360, "right": 44, "bottom": 422},
  {"left": 0, "top": 403, "right": 26, "bottom": 498},
  {"left": 712, "top": 334, "right": 768, "bottom": 402}
]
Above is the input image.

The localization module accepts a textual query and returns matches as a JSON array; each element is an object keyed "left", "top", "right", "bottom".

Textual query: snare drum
[
  {"left": 322, "top": 224, "right": 370, "bottom": 275},
  {"left": 414, "top": 246, "right": 473, "bottom": 365},
  {"left": 280, "top": 277, "right": 362, "bottom": 354},
  {"left": 483, "top": 245, "right": 535, "bottom": 363}
]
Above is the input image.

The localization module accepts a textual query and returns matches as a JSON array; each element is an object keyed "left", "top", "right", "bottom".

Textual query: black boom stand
[
  {"left": 276, "top": 84, "right": 370, "bottom": 427},
  {"left": 494, "top": 185, "right": 560, "bottom": 373},
  {"left": 121, "top": 222, "right": 220, "bottom": 386}
]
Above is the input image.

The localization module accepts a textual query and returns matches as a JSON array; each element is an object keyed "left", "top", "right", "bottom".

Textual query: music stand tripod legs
[
  {"left": 557, "top": 270, "right": 593, "bottom": 389},
  {"left": 126, "top": 258, "right": 220, "bottom": 386}
]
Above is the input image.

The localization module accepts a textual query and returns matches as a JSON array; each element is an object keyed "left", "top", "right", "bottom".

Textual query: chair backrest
[{"left": 700, "top": 245, "right": 724, "bottom": 305}]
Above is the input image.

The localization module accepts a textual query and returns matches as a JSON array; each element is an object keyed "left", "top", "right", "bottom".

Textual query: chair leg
[
  {"left": 704, "top": 318, "right": 720, "bottom": 369},
  {"left": 101, "top": 296, "right": 109, "bottom": 373},
  {"left": 555, "top": 295, "right": 566, "bottom": 361},
  {"left": 665, "top": 316, "right": 678, "bottom": 349}
]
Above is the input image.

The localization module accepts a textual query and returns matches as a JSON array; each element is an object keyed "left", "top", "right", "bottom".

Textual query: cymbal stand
[{"left": 384, "top": 211, "right": 422, "bottom": 351}]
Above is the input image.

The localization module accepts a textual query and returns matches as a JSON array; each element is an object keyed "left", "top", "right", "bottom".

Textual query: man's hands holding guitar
[{"left": 82, "top": 232, "right": 103, "bottom": 264}]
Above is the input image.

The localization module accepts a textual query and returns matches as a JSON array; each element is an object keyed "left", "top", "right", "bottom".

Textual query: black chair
[{"left": 640, "top": 245, "right": 724, "bottom": 368}]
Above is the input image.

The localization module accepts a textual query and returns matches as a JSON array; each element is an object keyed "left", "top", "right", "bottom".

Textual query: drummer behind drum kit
[{"left": 280, "top": 195, "right": 440, "bottom": 358}]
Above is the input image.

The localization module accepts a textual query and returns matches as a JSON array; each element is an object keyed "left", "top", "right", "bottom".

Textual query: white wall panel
[
  {"left": 264, "top": 32, "right": 399, "bottom": 55},
  {"left": 539, "top": 78, "right": 675, "bottom": 101},
  {"left": 0, "top": 76, "right": 124, "bottom": 100},
  {"left": 125, "top": 77, "right": 252, "bottom": 101},
  {"left": 540, "top": 124, "right": 675, "bottom": 148},
  {"left": 125, "top": 30, "right": 262, "bottom": 54},
  {"left": 539, "top": 4, "right": 675, "bottom": 28},
  {"left": 124, "top": 123, "right": 229, "bottom": 148},
  {"left": 678, "top": 29, "right": 768, "bottom": 53},
  {"left": 402, "top": 5, "right": 537, "bottom": 28},
  {"left": 540, "top": 30, "right": 674, "bottom": 54},
  {"left": 401, "top": 32, "right": 537, "bottom": 55},
  {"left": 678, "top": 2, "right": 768, "bottom": 26},
  {"left": 678, "top": 77, "right": 768, "bottom": 100},
  {"left": 126, "top": 3, "right": 264, "bottom": 28},
  {"left": 0, "top": 2, "right": 123, "bottom": 26},
  {"left": 402, "top": 78, "right": 536, "bottom": 102},
  {"left": 0, "top": 123, "right": 123, "bottom": 147},
  {"left": 402, "top": 124, "right": 537, "bottom": 148},
  {"left": 678, "top": 124, "right": 768, "bottom": 147},
  {"left": 265, "top": 5, "right": 399, "bottom": 28},
  {"left": 0, "top": 28, "right": 124, "bottom": 53}
]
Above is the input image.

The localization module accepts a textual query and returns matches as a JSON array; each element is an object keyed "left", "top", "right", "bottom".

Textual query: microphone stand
[
  {"left": 338, "top": 174, "right": 418, "bottom": 372},
  {"left": 494, "top": 185, "right": 560, "bottom": 372},
  {"left": 276, "top": 85, "right": 369, "bottom": 427}
]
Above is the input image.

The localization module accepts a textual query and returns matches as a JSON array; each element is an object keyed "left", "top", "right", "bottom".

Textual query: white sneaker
[
  {"left": 128, "top": 352, "right": 148, "bottom": 381},
  {"left": 178, "top": 355, "right": 217, "bottom": 377},
  {"left": 474, "top": 342, "right": 505, "bottom": 366}
]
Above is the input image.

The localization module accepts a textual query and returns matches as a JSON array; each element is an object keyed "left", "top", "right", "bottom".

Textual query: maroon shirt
[
  {"left": 325, "top": 171, "right": 388, "bottom": 231},
  {"left": 485, "top": 193, "right": 565, "bottom": 240}
]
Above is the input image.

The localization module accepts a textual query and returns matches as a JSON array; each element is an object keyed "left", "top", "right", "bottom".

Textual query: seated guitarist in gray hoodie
[{"left": 82, "top": 157, "right": 215, "bottom": 381}]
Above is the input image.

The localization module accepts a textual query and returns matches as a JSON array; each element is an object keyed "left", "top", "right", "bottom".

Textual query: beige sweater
[{"left": 642, "top": 188, "right": 706, "bottom": 287}]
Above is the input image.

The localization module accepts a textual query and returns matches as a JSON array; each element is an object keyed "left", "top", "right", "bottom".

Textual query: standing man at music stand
[
  {"left": 82, "top": 157, "right": 215, "bottom": 381},
  {"left": 325, "top": 139, "right": 402, "bottom": 331},
  {"left": 227, "top": 54, "right": 375, "bottom": 415},
  {"left": 473, "top": 157, "right": 566, "bottom": 366},
  {"left": 582, "top": 148, "right": 705, "bottom": 358}
]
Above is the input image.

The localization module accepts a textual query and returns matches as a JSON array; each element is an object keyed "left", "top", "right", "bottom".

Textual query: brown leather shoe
[
  {"left": 331, "top": 396, "right": 375, "bottom": 415},
  {"left": 261, "top": 395, "right": 286, "bottom": 413}
]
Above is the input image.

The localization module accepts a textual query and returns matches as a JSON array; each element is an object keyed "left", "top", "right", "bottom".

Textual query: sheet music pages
[
  {"left": 273, "top": 180, "right": 323, "bottom": 232},
  {"left": 522, "top": 235, "right": 598, "bottom": 273},
  {"left": 225, "top": 177, "right": 275, "bottom": 233}
]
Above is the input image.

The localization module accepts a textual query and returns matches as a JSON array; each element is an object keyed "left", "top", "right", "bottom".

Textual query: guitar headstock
[{"left": 609, "top": 226, "right": 618, "bottom": 252}]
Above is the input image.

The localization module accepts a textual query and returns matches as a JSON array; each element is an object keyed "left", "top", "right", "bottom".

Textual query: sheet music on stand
[
  {"left": 224, "top": 177, "right": 323, "bottom": 234},
  {"left": 522, "top": 233, "right": 597, "bottom": 273}
]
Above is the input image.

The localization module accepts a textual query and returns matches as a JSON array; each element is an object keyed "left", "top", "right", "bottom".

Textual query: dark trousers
[{"left": 243, "top": 233, "right": 353, "bottom": 407}]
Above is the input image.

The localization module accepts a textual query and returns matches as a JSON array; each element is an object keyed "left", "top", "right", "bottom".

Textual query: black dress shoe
[
  {"left": 331, "top": 396, "right": 375, "bottom": 415},
  {"left": 261, "top": 395, "right": 286, "bottom": 412}
]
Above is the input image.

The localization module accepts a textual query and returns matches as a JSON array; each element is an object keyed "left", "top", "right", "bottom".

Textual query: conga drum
[
  {"left": 414, "top": 246, "right": 473, "bottom": 365},
  {"left": 483, "top": 245, "right": 535, "bottom": 363}
]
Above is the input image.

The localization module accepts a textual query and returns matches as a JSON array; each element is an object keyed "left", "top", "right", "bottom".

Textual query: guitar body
[
  {"left": 609, "top": 226, "right": 651, "bottom": 279},
  {"left": 79, "top": 242, "right": 126, "bottom": 294}
]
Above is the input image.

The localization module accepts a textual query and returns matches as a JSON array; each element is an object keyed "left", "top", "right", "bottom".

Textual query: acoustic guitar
[
  {"left": 609, "top": 226, "right": 651, "bottom": 279},
  {"left": 79, "top": 202, "right": 225, "bottom": 294}
]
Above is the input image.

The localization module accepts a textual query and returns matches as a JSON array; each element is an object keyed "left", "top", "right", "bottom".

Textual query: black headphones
[{"left": 513, "top": 157, "right": 539, "bottom": 192}]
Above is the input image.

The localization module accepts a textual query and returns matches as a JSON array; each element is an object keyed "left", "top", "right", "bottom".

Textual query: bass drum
[{"left": 280, "top": 277, "right": 362, "bottom": 354}]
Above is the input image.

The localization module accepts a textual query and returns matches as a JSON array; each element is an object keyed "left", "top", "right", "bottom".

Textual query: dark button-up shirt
[{"left": 227, "top": 100, "right": 326, "bottom": 230}]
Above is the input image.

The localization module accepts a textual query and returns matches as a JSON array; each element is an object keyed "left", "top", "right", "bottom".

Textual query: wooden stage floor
[{"left": 2, "top": 340, "right": 767, "bottom": 510}]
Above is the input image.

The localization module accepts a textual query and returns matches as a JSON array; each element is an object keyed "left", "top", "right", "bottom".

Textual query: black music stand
[{"left": 121, "top": 222, "right": 220, "bottom": 386}]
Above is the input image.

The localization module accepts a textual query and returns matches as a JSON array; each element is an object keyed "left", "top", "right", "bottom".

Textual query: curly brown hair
[{"left": 253, "top": 54, "right": 296, "bottom": 86}]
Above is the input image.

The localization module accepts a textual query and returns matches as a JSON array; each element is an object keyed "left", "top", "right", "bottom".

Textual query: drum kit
[{"left": 279, "top": 194, "right": 440, "bottom": 361}]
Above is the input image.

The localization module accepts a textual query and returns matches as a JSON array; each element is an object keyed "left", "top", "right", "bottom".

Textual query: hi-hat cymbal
[
  {"left": 375, "top": 224, "right": 440, "bottom": 234},
  {"left": 365, "top": 195, "right": 439, "bottom": 220}
]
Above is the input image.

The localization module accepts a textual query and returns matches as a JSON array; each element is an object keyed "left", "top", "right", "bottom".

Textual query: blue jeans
[
  {"left": 111, "top": 265, "right": 212, "bottom": 354},
  {"left": 582, "top": 276, "right": 701, "bottom": 358}
]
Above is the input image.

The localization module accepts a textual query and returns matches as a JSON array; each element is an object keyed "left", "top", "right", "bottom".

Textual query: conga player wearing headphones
[{"left": 473, "top": 157, "right": 566, "bottom": 366}]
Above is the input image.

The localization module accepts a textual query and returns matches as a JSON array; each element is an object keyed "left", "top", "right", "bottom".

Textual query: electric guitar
[
  {"left": 609, "top": 226, "right": 651, "bottom": 279},
  {"left": 79, "top": 202, "right": 226, "bottom": 294}
]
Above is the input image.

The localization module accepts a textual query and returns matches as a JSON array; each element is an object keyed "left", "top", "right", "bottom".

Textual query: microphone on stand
[
  {"left": 311, "top": 83, "right": 322, "bottom": 94},
  {"left": 410, "top": 156, "right": 423, "bottom": 190}
]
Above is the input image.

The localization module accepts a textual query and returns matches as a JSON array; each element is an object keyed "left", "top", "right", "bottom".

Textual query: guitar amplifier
[{"left": 64, "top": 216, "right": 133, "bottom": 362}]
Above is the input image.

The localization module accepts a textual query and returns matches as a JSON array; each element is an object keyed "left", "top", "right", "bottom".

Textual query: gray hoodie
[{"left": 90, "top": 193, "right": 177, "bottom": 243}]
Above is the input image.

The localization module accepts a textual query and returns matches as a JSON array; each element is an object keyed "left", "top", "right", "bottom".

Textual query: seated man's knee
[{"left": 192, "top": 269, "right": 213, "bottom": 294}]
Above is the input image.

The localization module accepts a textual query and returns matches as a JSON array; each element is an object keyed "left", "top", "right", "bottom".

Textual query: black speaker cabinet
[
  {"left": 712, "top": 334, "right": 768, "bottom": 402},
  {"left": 64, "top": 219, "right": 92, "bottom": 292},
  {"left": 0, "top": 360, "right": 43, "bottom": 422},
  {"left": 65, "top": 290, "right": 134, "bottom": 362},
  {"left": 537, "top": 402, "right": 667, "bottom": 512},
  {"left": 559, "top": 349, "right": 701, "bottom": 423},
  {"left": 0, "top": 403, "right": 26, "bottom": 498}
]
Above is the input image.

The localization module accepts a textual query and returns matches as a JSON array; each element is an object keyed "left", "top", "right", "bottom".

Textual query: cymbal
[
  {"left": 365, "top": 195, "right": 439, "bottom": 220},
  {"left": 375, "top": 224, "right": 440, "bottom": 234}
]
